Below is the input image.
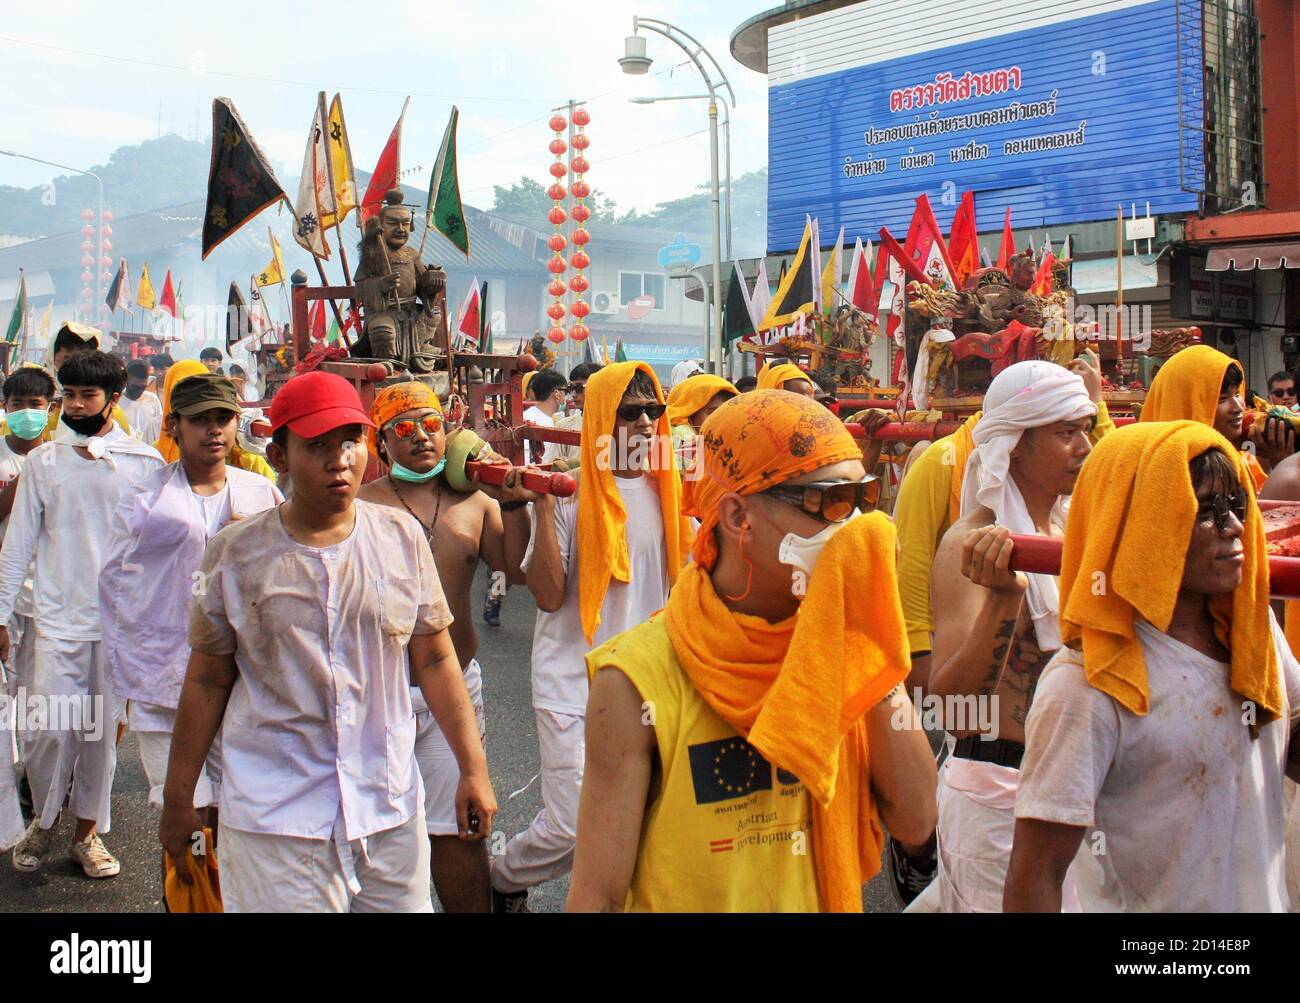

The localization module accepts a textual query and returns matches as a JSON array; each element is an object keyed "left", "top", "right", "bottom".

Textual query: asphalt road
[{"left": 1, "top": 565, "right": 901, "bottom": 913}]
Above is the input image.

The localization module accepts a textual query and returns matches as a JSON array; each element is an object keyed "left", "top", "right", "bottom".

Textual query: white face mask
[{"left": 777, "top": 512, "right": 860, "bottom": 596}]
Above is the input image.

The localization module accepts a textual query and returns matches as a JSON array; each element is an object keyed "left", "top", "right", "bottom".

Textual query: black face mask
[
  {"left": 61, "top": 404, "right": 111, "bottom": 437},
  {"left": 123, "top": 384, "right": 145, "bottom": 400}
]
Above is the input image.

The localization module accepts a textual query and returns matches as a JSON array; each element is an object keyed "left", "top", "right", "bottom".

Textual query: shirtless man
[
  {"left": 926, "top": 361, "right": 1095, "bottom": 912},
  {"left": 358, "top": 382, "right": 534, "bottom": 912}
]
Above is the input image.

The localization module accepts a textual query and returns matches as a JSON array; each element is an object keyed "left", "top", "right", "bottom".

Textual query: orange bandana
[
  {"left": 368, "top": 381, "right": 442, "bottom": 457},
  {"left": 666, "top": 375, "right": 737, "bottom": 428},
  {"left": 577, "top": 362, "right": 693, "bottom": 643}
]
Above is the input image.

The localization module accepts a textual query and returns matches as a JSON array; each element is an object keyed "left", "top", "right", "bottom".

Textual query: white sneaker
[
  {"left": 70, "top": 833, "right": 121, "bottom": 879},
  {"left": 13, "top": 817, "right": 56, "bottom": 873}
]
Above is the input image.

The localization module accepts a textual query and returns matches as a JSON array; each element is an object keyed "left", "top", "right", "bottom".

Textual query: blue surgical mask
[
  {"left": 6, "top": 408, "right": 49, "bottom": 441},
  {"left": 390, "top": 457, "right": 445, "bottom": 483}
]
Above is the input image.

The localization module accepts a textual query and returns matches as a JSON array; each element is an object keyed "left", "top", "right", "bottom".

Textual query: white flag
[{"left": 292, "top": 92, "right": 335, "bottom": 259}]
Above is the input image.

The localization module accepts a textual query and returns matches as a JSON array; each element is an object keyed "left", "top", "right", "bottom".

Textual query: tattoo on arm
[{"left": 979, "top": 618, "right": 1017, "bottom": 696}]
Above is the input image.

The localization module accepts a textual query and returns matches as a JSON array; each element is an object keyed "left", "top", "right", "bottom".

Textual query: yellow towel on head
[
  {"left": 155, "top": 360, "right": 208, "bottom": 462},
  {"left": 577, "top": 361, "right": 692, "bottom": 644},
  {"left": 666, "top": 375, "right": 737, "bottom": 428},
  {"left": 1059, "top": 420, "right": 1280, "bottom": 721},
  {"left": 520, "top": 370, "right": 537, "bottom": 400},
  {"left": 1140, "top": 344, "right": 1241, "bottom": 426},
  {"left": 756, "top": 361, "right": 807, "bottom": 392}
]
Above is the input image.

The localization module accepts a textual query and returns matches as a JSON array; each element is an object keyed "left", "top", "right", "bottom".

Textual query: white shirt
[
  {"left": 523, "top": 404, "right": 555, "bottom": 465},
  {"left": 120, "top": 390, "right": 164, "bottom": 445},
  {"left": 0, "top": 425, "right": 162, "bottom": 639},
  {"left": 551, "top": 410, "right": 582, "bottom": 464},
  {"left": 0, "top": 438, "right": 36, "bottom": 619},
  {"left": 188, "top": 501, "right": 454, "bottom": 840},
  {"left": 521, "top": 473, "right": 670, "bottom": 715},
  {"left": 99, "top": 462, "right": 282, "bottom": 714},
  {"left": 1017, "top": 615, "right": 1300, "bottom": 912}
]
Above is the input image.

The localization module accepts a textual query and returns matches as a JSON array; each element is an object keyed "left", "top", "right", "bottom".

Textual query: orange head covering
[
  {"left": 664, "top": 388, "right": 908, "bottom": 911},
  {"left": 1140, "top": 344, "right": 1241, "bottom": 426},
  {"left": 154, "top": 360, "right": 208, "bottom": 462},
  {"left": 756, "top": 361, "right": 808, "bottom": 392},
  {"left": 1060, "top": 420, "right": 1280, "bottom": 722},
  {"left": 665, "top": 374, "right": 737, "bottom": 428},
  {"left": 687, "top": 388, "right": 862, "bottom": 569},
  {"left": 577, "top": 361, "right": 692, "bottom": 644},
  {"left": 368, "top": 381, "right": 442, "bottom": 457},
  {"left": 521, "top": 370, "right": 537, "bottom": 400}
]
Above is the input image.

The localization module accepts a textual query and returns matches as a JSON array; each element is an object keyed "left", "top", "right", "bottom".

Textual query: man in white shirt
[
  {"left": 0, "top": 366, "right": 55, "bottom": 852},
  {"left": 100, "top": 373, "right": 282, "bottom": 827},
  {"left": 490, "top": 362, "right": 691, "bottom": 911},
  {"left": 120, "top": 360, "right": 163, "bottom": 445},
  {"left": 0, "top": 351, "right": 163, "bottom": 878},
  {"left": 522, "top": 368, "right": 565, "bottom": 467},
  {"left": 1005, "top": 423, "right": 1300, "bottom": 911},
  {"left": 160, "top": 371, "right": 497, "bottom": 912}
]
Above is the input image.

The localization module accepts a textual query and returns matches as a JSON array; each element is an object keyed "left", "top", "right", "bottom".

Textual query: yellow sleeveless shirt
[{"left": 589, "top": 615, "right": 822, "bottom": 912}]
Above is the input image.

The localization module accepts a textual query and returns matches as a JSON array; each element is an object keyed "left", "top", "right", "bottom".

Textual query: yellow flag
[
  {"left": 256, "top": 229, "right": 285, "bottom": 287},
  {"left": 820, "top": 225, "right": 844, "bottom": 315},
  {"left": 37, "top": 303, "right": 51, "bottom": 339},
  {"left": 137, "top": 263, "right": 157, "bottom": 310},
  {"left": 320, "top": 93, "right": 357, "bottom": 230}
]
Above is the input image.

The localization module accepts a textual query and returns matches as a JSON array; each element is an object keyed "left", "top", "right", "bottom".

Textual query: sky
[{"left": 0, "top": 1, "right": 770, "bottom": 216}]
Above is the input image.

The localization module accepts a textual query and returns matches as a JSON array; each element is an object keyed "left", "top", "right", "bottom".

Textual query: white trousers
[
  {"left": 221, "top": 809, "right": 433, "bottom": 913},
  {"left": 413, "top": 659, "right": 485, "bottom": 836},
  {"left": 0, "top": 615, "right": 36, "bottom": 850},
  {"left": 136, "top": 731, "right": 218, "bottom": 810},
  {"left": 489, "top": 707, "right": 584, "bottom": 894},
  {"left": 933, "top": 755, "right": 1020, "bottom": 913},
  {"left": 24, "top": 635, "right": 123, "bottom": 832}
]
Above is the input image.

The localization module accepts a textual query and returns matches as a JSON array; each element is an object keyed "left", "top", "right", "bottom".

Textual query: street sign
[
  {"left": 657, "top": 233, "right": 702, "bottom": 269},
  {"left": 628, "top": 294, "right": 656, "bottom": 320}
]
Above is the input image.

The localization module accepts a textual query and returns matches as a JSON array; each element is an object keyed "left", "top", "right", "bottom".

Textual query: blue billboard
[{"left": 766, "top": 0, "right": 1202, "bottom": 252}]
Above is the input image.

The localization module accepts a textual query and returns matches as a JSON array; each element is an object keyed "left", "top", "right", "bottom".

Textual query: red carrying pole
[{"left": 464, "top": 459, "right": 576, "bottom": 497}]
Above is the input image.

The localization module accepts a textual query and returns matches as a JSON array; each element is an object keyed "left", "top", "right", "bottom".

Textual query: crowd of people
[{"left": 1, "top": 322, "right": 1298, "bottom": 913}]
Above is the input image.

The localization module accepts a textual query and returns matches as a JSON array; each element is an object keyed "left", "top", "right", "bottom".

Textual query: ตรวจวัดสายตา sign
[{"left": 765, "top": 0, "right": 1203, "bottom": 251}]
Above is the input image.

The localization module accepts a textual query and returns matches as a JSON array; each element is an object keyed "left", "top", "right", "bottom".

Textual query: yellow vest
[{"left": 589, "top": 616, "right": 822, "bottom": 912}]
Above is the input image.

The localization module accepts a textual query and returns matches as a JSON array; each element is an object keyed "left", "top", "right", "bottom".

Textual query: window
[{"left": 618, "top": 271, "right": 667, "bottom": 310}]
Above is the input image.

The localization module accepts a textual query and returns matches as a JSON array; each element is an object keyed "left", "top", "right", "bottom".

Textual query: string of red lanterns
[
  {"left": 567, "top": 106, "right": 591, "bottom": 343},
  {"left": 544, "top": 112, "right": 570, "bottom": 345}
]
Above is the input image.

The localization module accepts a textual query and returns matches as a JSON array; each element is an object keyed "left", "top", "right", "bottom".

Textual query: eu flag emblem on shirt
[{"left": 688, "top": 737, "right": 774, "bottom": 805}]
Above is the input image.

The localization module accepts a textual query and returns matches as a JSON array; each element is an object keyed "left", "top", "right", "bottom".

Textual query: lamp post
[
  {"left": 621, "top": 17, "right": 735, "bottom": 375},
  {"left": 0, "top": 149, "right": 104, "bottom": 320}
]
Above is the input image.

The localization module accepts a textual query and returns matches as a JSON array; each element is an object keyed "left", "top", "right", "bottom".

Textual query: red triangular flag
[
  {"left": 948, "top": 191, "right": 979, "bottom": 287},
  {"left": 1030, "top": 252, "right": 1057, "bottom": 296},
  {"left": 308, "top": 299, "right": 328, "bottom": 343},
  {"left": 846, "top": 237, "right": 878, "bottom": 317},
  {"left": 158, "top": 269, "right": 177, "bottom": 317},
  {"left": 360, "top": 98, "right": 410, "bottom": 223},
  {"left": 902, "top": 194, "right": 957, "bottom": 289},
  {"left": 457, "top": 280, "right": 481, "bottom": 345},
  {"left": 997, "top": 206, "right": 1016, "bottom": 271}
]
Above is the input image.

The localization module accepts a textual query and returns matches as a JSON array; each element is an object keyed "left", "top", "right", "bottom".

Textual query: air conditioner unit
[{"left": 590, "top": 290, "right": 619, "bottom": 315}]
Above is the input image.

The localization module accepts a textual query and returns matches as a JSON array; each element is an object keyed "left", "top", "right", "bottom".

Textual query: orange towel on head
[
  {"left": 163, "top": 828, "right": 223, "bottom": 913},
  {"left": 577, "top": 361, "right": 692, "bottom": 644},
  {"left": 154, "top": 360, "right": 208, "bottom": 462},
  {"left": 367, "top": 381, "right": 441, "bottom": 457},
  {"left": 666, "top": 375, "right": 737, "bottom": 428},
  {"left": 946, "top": 410, "right": 982, "bottom": 525},
  {"left": 1140, "top": 344, "right": 1242, "bottom": 427},
  {"left": 756, "top": 361, "right": 807, "bottom": 392},
  {"left": 1060, "top": 420, "right": 1280, "bottom": 721},
  {"left": 667, "top": 389, "right": 906, "bottom": 911}
]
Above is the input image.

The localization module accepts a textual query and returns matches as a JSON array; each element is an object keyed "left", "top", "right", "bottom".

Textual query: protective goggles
[
  {"left": 763, "top": 474, "right": 881, "bottom": 523},
  {"left": 386, "top": 414, "right": 444, "bottom": 439},
  {"left": 1196, "top": 487, "right": 1247, "bottom": 534}
]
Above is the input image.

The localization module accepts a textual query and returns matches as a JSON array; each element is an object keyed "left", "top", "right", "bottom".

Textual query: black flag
[
  {"left": 722, "top": 265, "right": 755, "bottom": 352},
  {"left": 227, "top": 281, "right": 249, "bottom": 350},
  {"left": 759, "top": 218, "right": 816, "bottom": 332},
  {"left": 203, "top": 98, "right": 288, "bottom": 260}
]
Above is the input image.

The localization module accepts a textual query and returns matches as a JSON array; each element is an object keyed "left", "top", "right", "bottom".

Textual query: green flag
[
  {"left": 327, "top": 316, "right": 341, "bottom": 344},
  {"left": 615, "top": 337, "right": 627, "bottom": 363},
  {"left": 426, "top": 106, "right": 469, "bottom": 260},
  {"left": 5, "top": 270, "right": 28, "bottom": 367}
]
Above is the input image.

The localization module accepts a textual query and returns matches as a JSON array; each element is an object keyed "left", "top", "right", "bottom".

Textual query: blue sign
[
  {"left": 766, "top": 0, "right": 1201, "bottom": 252},
  {"left": 623, "top": 342, "right": 702, "bottom": 363},
  {"left": 656, "top": 233, "right": 703, "bottom": 268}
]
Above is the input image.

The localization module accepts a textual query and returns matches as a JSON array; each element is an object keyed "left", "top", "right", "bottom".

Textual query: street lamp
[
  {"left": 629, "top": 95, "right": 732, "bottom": 261},
  {"left": 0, "top": 149, "right": 105, "bottom": 323},
  {"left": 621, "top": 16, "right": 736, "bottom": 375}
]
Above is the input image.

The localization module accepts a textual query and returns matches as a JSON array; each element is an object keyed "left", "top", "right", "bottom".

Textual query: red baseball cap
[{"left": 269, "top": 371, "right": 376, "bottom": 439}]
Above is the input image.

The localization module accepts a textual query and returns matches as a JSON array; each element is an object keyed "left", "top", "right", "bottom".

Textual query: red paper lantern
[
  {"left": 81, "top": 240, "right": 93, "bottom": 252},
  {"left": 547, "top": 182, "right": 567, "bottom": 201},
  {"left": 571, "top": 250, "right": 591, "bottom": 270},
  {"left": 571, "top": 300, "right": 590, "bottom": 318},
  {"left": 571, "top": 228, "right": 590, "bottom": 246},
  {"left": 570, "top": 156, "right": 590, "bottom": 175},
  {"left": 80, "top": 208, "right": 94, "bottom": 221},
  {"left": 548, "top": 161, "right": 567, "bottom": 178},
  {"left": 571, "top": 204, "right": 590, "bottom": 223},
  {"left": 572, "top": 133, "right": 590, "bottom": 151},
  {"left": 547, "top": 279, "right": 567, "bottom": 297},
  {"left": 102, "top": 242, "right": 112, "bottom": 254},
  {"left": 101, "top": 255, "right": 112, "bottom": 266},
  {"left": 549, "top": 115, "right": 568, "bottom": 133},
  {"left": 573, "top": 108, "right": 590, "bottom": 127},
  {"left": 548, "top": 138, "right": 568, "bottom": 156},
  {"left": 546, "top": 325, "right": 567, "bottom": 343},
  {"left": 101, "top": 210, "right": 113, "bottom": 222},
  {"left": 81, "top": 254, "right": 94, "bottom": 267},
  {"left": 546, "top": 302, "right": 566, "bottom": 321},
  {"left": 547, "top": 256, "right": 568, "bottom": 274},
  {"left": 547, "top": 206, "right": 567, "bottom": 225},
  {"left": 571, "top": 180, "right": 590, "bottom": 199},
  {"left": 568, "top": 274, "right": 589, "bottom": 293},
  {"left": 81, "top": 224, "right": 94, "bottom": 237},
  {"left": 569, "top": 323, "right": 590, "bottom": 341},
  {"left": 101, "top": 225, "right": 112, "bottom": 238},
  {"left": 81, "top": 269, "right": 93, "bottom": 283},
  {"left": 547, "top": 233, "right": 567, "bottom": 251}
]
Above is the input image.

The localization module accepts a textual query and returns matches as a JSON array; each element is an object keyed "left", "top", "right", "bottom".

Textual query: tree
[{"left": 491, "top": 176, "right": 623, "bottom": 224}]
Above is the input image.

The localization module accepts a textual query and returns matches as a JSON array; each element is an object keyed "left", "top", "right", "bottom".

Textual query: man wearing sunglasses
[
  {"left": 926, "top": 361, "right": 1096, "bottom": 913},
  {"left": 522, "top": 369, "right": 567, "bottom": 466},
  {"left": 358, "top": 382, "right": 534, "bottom": 911},
  {"left": 1007, "top": 424, "right": 1300, "bottom": 912},
  {"left": 495, "top": 363, "right": 693, "bottom": 911},
  {"left": 547, "top": 363, "right": 603, "bottom": 471},
  {"left": 567, "top": 389, "right": 936, "bottom": 911}
]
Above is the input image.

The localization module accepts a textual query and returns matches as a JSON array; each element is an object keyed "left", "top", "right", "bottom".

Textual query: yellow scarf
[
  {"left": 1140, "top": 344, "right": 1241, "bottom": 427},
  {"left": 666, "top": 375, "right": 736, "bottom": 428},
  {"left": 756, "top": 361, "right": 807, "bottom": 391},
  {"left": 577, "top": 361, "right": 692, "bottom": 643},
  {"left": 154, "top": 360, "right": 208, "bottom": 462}
]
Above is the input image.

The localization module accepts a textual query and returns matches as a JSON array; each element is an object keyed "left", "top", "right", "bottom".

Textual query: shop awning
[{"left": 1205, "top": 242, "right": 1300, "bottom": 272}]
